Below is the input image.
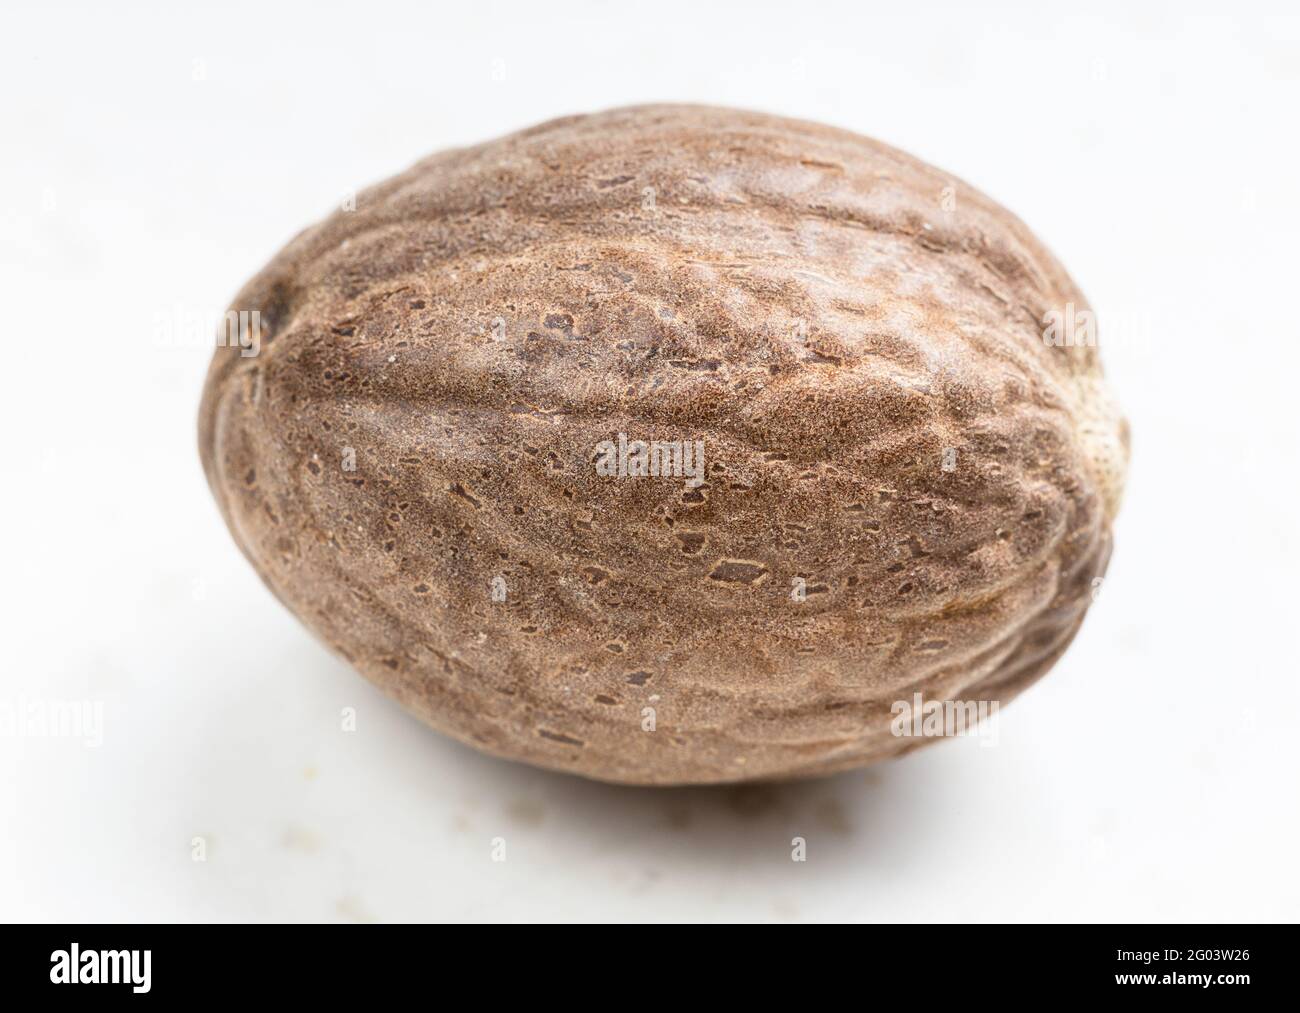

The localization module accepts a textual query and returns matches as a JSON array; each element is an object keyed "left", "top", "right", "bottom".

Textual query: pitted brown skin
[{"left": 199, "top": 105, "right": 1128, "bottom": 785}]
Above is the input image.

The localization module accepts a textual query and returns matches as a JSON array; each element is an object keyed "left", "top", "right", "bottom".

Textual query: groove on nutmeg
[{"left": 198, "top": 104, "right": 1128, "bottom": 785}]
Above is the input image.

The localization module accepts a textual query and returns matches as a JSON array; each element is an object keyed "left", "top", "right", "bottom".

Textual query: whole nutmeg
[{"left": 199, "top": 105, "right": 1128, "bottom": 785}]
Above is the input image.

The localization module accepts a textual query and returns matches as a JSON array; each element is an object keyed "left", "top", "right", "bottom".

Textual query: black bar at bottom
[{"left": 0, "top": 923, "right": 1274, "bottom": 999}]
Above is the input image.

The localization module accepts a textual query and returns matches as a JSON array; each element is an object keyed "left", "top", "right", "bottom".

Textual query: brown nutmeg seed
[{"left": 198, "top": 104, "right": 1128, "bottom": 785}]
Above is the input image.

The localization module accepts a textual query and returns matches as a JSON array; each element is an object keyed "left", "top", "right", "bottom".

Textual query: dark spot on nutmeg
[
  {"left": 675, "top": 532, "right": 706, "bottom": 554},
  {"left": 538, "top": 729, "right": 584, "bottom": 747},
  {"left": 709, "top": 559, "right": 768, "bottom": 585}
]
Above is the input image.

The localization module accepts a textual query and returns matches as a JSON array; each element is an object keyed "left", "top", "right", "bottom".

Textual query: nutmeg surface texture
[{"left": 199, "top": 104, "right": 1128, "bottom": 785}]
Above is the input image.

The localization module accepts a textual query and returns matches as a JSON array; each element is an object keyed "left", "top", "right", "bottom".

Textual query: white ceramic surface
[{"left": 2, "top": 0, "right": 1296, "bottom": 922}]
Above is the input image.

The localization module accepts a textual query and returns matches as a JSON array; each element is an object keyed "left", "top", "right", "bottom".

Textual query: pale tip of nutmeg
[{"left": 1073, "top": 374, "right": 1130, "bottom": 524}]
